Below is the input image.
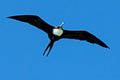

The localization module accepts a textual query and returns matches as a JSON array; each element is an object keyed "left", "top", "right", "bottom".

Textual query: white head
[{"left": 53, "top": 22, "right": 64, "bottom": 36}]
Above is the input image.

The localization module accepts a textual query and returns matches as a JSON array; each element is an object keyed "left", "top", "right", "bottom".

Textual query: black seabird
[{"left": 8, "top": 15, "right": 109, "bottom": 56}]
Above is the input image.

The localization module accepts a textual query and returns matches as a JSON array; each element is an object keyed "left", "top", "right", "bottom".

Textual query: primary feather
[
  {"left": 8, "top": 15, "right": 54, "bottom": 33},
  {"left": 61, "top": 30, "right": 109, "bottom": 48}
]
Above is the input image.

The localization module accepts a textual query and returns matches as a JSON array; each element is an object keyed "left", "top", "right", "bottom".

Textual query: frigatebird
[{"left": 8, "top": 15, "right": 109, "bottom": 56}]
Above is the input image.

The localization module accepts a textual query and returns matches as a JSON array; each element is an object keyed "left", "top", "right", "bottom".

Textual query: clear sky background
[{"left": 0, "top": 0, "right": 119, "bottom": 80}]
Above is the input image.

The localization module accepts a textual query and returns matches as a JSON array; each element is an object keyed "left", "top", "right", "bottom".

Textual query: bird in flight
[{"left": 8, "top": 15, "right": 109, "bottom": 56}]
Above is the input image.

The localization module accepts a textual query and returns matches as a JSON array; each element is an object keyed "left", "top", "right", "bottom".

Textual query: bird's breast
[{"left": 53, "top": 28, "right": 63, "bottom": 36}]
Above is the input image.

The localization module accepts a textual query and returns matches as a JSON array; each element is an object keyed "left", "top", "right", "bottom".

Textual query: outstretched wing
[
  {"left": 61, "top": 30, "right": 109, "bottom": 48},
  {"left": 8, "top": 15, "right": 54, "bottom": 34}
]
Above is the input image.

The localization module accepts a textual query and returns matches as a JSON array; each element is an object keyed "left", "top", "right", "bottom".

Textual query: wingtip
[
  {"left": 104, "top": 45, "right": 110, "bottom": 49},
  {"left": 7, "top": 16, "right": 16, "bottom": 19},
  {"left": 7, "top": 16, "right": 11, "bottom": 18},
  {"left": 106, "top": 46, "right": 110, "bottom": 49},
  {"left": 7, "top": 15, "right": 23, "bottom": 19}
]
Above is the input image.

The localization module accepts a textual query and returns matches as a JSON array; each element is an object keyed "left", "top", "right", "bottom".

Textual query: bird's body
[
  {"left": 8, "top": 15, "right": 109, "bottom": 56},
  {"left": 47, "top": 28, "right": 62, "bottom": 41}
]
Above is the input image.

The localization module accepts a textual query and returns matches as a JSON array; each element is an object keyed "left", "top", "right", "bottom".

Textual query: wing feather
[
  {"left": 8, "top": 15, "right": 54, "bottom": 33},
  {"left": 62, "top": 30, "right": 109, "bottom": 48}
]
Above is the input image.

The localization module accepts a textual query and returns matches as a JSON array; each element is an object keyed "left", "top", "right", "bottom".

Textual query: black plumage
[{"left": 8, "top": 15, "right": 109, "bottom": 56}]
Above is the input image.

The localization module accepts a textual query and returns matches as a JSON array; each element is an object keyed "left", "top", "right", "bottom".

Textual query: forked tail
[{"left": 43, "top": 41, "right": 55, "bottom": 56}]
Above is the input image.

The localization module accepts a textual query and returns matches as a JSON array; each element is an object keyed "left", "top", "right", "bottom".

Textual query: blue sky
[{"left": 0, "top": 0, "right": 119, "bottom": 80}]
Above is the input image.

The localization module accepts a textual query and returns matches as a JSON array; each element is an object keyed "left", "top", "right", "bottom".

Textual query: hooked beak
[{"left": 59, "top": 22, "right": 64, "bottom": 28}]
